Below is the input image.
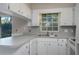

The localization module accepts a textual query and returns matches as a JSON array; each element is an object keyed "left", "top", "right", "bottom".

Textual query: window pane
[
  {"left": 47, "top": 22, "right": 53, "bottom": 27},
  {"left": 47, "top": 27, "right": 52, "bottom": 31},
  {"left": 47, "top": 17, "right": 52, "bottom": 22},
  {"left": 53, "top": 27, "right": 58, "bottom": 31},
  {"left": 42, "top": 27, "right": 47, "bottom": 31},
  {"left": 41, "top": 13, "right": 59, "bottom": 32},
  {"left": 42, "top": 23, "right": 47, "bottom": 27},
  {"left": 53, "top": 18, "right": 58, "bottom": 22},
  {"left": 53, "top": 23, "right": 58, "bottom": 26},
  {"left": 42, "top": 14, "right": 46, "bottom": 17},
  {"left": 52, "top": 13, "right": 58, "bottom": 18},
  {"left": 42, "top": 17, "right": 46, "bottom": 22},
  {"left": 1, "top": 16, "right": 11, "bottom": 24}
]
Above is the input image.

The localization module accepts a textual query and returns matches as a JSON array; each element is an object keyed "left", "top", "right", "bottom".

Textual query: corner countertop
[
  {"left": 0, "top": 34, "right": 74, "bottom": 48},
  {"left": 0, "top": 35, "right": 36, "bottom": 48}
]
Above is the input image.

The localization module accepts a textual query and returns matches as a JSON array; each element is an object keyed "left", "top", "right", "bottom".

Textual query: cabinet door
[
  {"left": 58, "top": 43, "right": 67, "bottom": 55},
  {"left": 47, "top": 40, "right": 58, "bottom": 55},
  {"left": 9, "top": 3, "right": 21, "bottom": 14},
  {"left": 0, "top": 4, "right": 8, "bottom": 10},
  {"left": 13, "top": 43, "right": 30, "bottom": 55},
  {"left": 25, "top": 4, "right": 31, "bottom": 19},
  {"left": 60, "top": 8, "right": 73, "bottom": 26},
  {"left": 37, "top": 41, "right": 48, "bottom": 55},
  {"left": 30, "top": 39, "right": 37, "bottom": 55},
  {"left": 20, "top": 3, "right": 31, "bottom": 19},
  {"left": 58, "top": 39, "right": 67, "bottom": 55},
  {"left": 32, "top": 10, "right": 40, "bottom": 26},
  {"left": 37, "top": 38, "right": 59, "bottom": 55}
]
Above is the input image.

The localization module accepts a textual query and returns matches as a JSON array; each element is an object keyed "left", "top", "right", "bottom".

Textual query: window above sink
[{"left": 40, "top": 13, "right": 60, "bottom": 32}]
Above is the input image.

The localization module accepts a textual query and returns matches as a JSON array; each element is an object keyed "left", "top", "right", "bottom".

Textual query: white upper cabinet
[
  {"left": 9, "top": 3, "right": 31, "bottom": 19},
  {"left": 32, "top": 10, "right": 40, "bottom": 26},
  {"left": 0, "top": 4, "right": 9, "bottom": 10},
  {"left": 9, "top": 4, "right": 21, "bottom": 15},
  {"left": 0, "top": 3, "right": 31, "bottom": 19},
  {"left": 60, "top": 8, "right": 73, "bottom": 26},
  {"left": 20, "top": 4, "right": 31, "bottom": 19}
]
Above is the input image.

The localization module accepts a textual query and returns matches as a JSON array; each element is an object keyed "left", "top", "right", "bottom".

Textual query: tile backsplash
[{"left": 24, "top": 26, "right": 76, "bottom": 39}]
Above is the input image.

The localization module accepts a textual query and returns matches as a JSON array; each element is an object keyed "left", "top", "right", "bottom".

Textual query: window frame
[{"left": 40, "top": 13, "right": 60, "bottom": 32}]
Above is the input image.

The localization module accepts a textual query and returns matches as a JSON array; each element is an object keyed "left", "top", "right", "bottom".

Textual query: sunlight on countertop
[{"left": 0, "top": 37, "right": 13, "bottom": 46}]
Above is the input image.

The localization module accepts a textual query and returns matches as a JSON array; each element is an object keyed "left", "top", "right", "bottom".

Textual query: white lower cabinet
[
  {"left": 13, "top": 43, "right": 30, "bottom": 55},
  {"left": 37, "top": 41, "right": 48, "bottom": 55},
  {"left": 37, "top": 38, "right": 67, "bottom": 55},
  {"left": 13, "top": 38, "right": 67, "bottom": 55},
  {"left": 57, "top": 39, "right": 67, "bottom": 55},
  {"left": 30, "top": 39, "right": 37, "bottom": 55},
  {"left": 58, "top": 43, "right": 67, "bottom": 55},
  {"left": 47, "top": 40, "right": 58, "bottom": 55}
]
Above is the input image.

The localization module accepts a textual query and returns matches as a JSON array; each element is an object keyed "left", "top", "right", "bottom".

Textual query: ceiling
[{"left": 30, "top": 3, "right": 75, "bottom": 9}]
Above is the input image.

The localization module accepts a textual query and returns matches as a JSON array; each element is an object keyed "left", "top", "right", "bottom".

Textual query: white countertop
[{"left": 0, "top": 35, "right": 35, "bottom": 48}]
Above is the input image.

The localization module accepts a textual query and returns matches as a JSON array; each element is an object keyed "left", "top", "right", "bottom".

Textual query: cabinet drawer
[{"left": 13, "top": 43, "right": 30, "bottom": 55}]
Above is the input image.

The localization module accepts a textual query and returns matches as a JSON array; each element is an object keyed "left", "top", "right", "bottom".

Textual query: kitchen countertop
[
  {"left": 0, "top": 35, "right": 36, "bottom": 48},
  {"left": 0, "top": 34, "right": 74, "bottom": 48}
]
